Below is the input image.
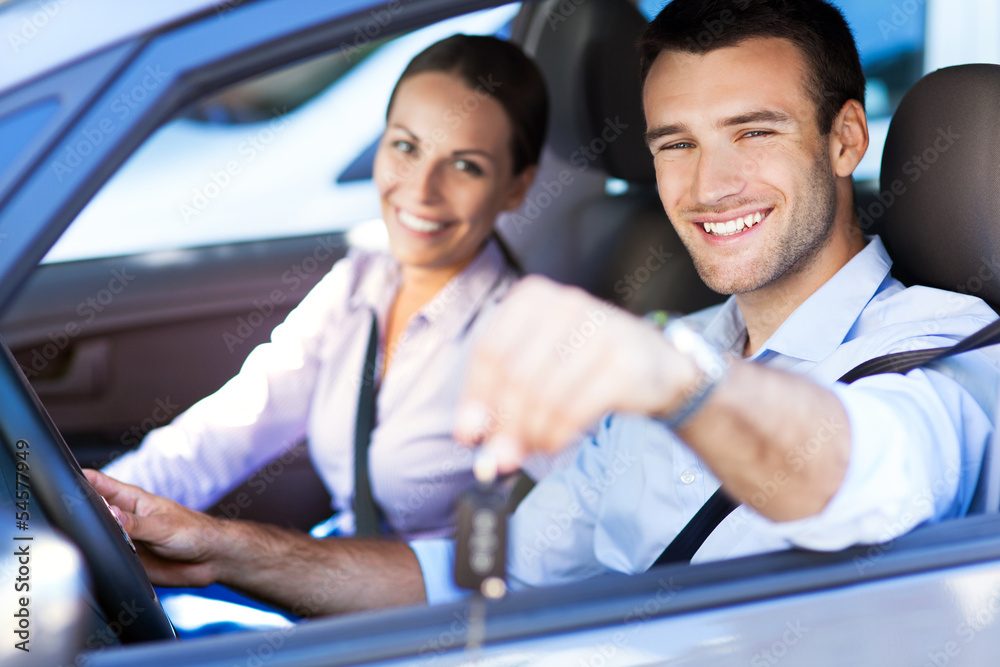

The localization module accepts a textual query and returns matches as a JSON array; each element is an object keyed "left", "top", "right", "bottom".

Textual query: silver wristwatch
[{"left": 659, "top": 319, "right": 730, "bottom": 429}]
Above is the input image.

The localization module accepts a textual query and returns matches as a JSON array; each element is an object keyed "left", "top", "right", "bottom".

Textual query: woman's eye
[
  {"left": 454, "top": 159, "right": 483, "bottom": 176},
  {"left": 393, "top": 139, "right": 417, "bottom": 155}
]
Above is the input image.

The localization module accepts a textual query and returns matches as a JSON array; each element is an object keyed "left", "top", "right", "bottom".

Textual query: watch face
[{"left": 662, "top": 320, "right": 730, "bottom": 429}]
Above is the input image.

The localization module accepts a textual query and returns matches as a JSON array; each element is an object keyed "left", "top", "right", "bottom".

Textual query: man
[{"left": 87, "top": 0, "right": 999, "bottom": 615}]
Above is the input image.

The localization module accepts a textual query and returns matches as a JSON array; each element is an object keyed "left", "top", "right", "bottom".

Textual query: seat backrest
[
  {"left": 880, "top": 64, "right": 1000, "bottom": 513},
  {"left": 878, "top": 64, "right": 1000, "bottom": 311},
  {"left": 511, "top": 0, "right": 724, "bottom": 315}
]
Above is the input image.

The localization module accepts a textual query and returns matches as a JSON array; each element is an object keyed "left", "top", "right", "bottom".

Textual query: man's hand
[
  {"left": 84, "top": 469, "right": 223, "bottom": 587},
  {"left": 455, "top": 275, "right": 697, "bottom": 470},
  {"left": 454, "top": 275, "right": 850, "bottom": 521}
]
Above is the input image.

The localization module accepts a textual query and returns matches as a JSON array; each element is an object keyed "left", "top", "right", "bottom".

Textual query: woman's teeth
[
  {"left": 398, "top": 210, "right": 447, "bottom": 233},
  {"left": 703, "top": 211, "right": 764, "bottom": 236}
]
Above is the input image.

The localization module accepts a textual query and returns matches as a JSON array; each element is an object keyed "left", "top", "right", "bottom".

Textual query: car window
[
  {"left": 0, "top": 97, "right": 60, "bottom": 180},
  {"left": 42, "top": 3, "right": 521, "bottom": 264}
]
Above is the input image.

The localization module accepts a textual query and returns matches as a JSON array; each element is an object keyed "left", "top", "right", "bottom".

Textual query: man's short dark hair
[{"left": 637, "top": 0, "right": 866, "bottom": 134}]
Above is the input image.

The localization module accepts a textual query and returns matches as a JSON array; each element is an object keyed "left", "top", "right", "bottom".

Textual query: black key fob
[{"left": 454, "top": 450, "right": 508, "bottom": 597}]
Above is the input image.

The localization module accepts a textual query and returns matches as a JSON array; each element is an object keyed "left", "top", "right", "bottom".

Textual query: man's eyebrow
[
  {"left": 644, "top": 123, "right": 689, "bottom": 147},
  {"left": 644, "top": 110, "right": 795, "bottom": 147},
  {"left": 719, "top": 109, "right": 794, "bottom": 128}
]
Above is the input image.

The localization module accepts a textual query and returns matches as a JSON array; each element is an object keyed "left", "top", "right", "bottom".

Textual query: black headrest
[
  {"left": 528, "top": 0, "right": 654, "bottom": 184},
  {"left": 879, "top": 64, "right": 1000, "bottom": 308}
]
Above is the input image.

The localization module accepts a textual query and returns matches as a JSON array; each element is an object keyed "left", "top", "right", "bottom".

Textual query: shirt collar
[
  {"left": 351, "top": 236, "right": 514, "bottom": 340},
  {"left": 701, "top": 235, "right": 894, "bottom": 362}
]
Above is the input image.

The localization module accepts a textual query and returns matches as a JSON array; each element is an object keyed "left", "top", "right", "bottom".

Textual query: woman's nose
[{"left": 403, "top": 157, "right": 442, "bottom": 203}]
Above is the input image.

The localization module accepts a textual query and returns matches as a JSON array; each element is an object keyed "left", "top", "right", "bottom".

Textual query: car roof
[{"left": 0, "top": 0, "right": 228, "bottom": 94}]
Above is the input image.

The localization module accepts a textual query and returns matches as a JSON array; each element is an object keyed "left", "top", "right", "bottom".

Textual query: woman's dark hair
[
  {"left": 386, "top": 34, "right": 549, "bottom": 175},
  {"left": 637, "top": 0, "right": 865, "bottom": 134}
]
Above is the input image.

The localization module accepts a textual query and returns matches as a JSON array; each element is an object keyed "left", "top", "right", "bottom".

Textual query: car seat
[
  {"left": 508, "top": 0, "right": 724, "bottom": 315},
  {"left": 879, "top": 63, "right": 1000, "bottom": 513}
]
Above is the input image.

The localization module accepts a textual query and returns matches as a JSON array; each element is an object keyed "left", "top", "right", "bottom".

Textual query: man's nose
[{"left": 690, "top": 146, "right": 747, "bottom": 206}]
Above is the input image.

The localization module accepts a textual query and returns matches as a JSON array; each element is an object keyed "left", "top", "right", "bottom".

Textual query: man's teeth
[
  {"left": 703, "top": 211, "right": 764, "bottom": 236},
  {"left": 398, "top": 210, "right": 446, "bottom": 233}
]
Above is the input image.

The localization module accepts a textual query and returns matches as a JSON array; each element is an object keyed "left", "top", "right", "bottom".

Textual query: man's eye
[
  {"left": 661, "top": 141, "right": 694, "bottom": 151},
  {"left": 742, "top": 130, "right": 772, "bottom": 139},
  {"left": 455, "top": 159, "right": 483, "bottom": 176}
]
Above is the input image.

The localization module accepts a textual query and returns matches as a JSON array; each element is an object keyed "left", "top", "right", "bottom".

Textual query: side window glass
[
  {"left": 0, "top": 97, "right": 61, "bottom": 196},
  {"left": 43, "top": 4, "right": 520, "bottom": 264},
  {"left": 837, "top": 0, "right": 925, "bottom": 183}
]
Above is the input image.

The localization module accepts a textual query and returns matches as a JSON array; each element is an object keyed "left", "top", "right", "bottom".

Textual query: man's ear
[
  {"left": 829, "top": 99, "right": 869, "bottom": 178},
  {"left": 503, "top": 165, "right": 539, "bottom": 211}
]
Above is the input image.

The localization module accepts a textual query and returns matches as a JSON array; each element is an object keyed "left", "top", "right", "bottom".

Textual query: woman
[{"left": 103, "top": 34, "right": 567, "bottom": 541}]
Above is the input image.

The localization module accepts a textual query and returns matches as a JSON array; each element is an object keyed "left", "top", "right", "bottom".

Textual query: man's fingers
[
  {"left": 455, "top": 343, "right": 507, "bottom": 443},
  {"left": 482, "top": 433, "right": 525, "bottom": 474}
]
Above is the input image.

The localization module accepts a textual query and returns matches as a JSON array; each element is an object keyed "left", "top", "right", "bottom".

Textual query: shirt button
[{"left": 680, "top": 469, "right": 696, "bottom": 485}]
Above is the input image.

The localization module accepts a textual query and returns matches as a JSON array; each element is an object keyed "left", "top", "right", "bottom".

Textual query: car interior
[{"left": 0, "top": 0, "right": 999, "bottom": 663}]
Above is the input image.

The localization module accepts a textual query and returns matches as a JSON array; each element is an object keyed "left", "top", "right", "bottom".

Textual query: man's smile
[{"left": 691, "top": 208, "right": 773, "bottom": 237}]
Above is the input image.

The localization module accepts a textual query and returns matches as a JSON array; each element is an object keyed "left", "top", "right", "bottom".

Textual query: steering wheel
[{"left": 0, "top": 338, "right": 176, "bottom": 643}]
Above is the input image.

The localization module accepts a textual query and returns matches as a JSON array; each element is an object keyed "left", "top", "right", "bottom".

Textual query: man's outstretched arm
[
  {"left": 454, "top": 276, "right": 851, "bottom": 523},
  {"left": 83, "top": 469, "right": 426, "bottom": 616}
]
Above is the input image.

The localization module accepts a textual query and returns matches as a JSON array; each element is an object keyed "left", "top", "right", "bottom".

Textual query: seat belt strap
[
  {"left": 353, "top": 311, "right": 384, "bottom": 537},
  {"left": 839, "top": 318, "right": 1000, "bottom": 383},
  {"left": 651, "top": 316, "right": 1000, "bottom": 568}
]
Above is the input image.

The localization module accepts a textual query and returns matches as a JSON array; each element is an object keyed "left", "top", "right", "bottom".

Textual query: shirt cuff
[
  {"left": 409, "top": 538, "right": 470, "bottom": 606},
  {"left": 756, "top": 380, "right": 942, "bottom": 551}
]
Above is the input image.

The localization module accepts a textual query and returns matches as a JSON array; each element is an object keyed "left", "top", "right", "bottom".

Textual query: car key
[{"left": 454, "top": 448, "right": 508, "bottom": 655}]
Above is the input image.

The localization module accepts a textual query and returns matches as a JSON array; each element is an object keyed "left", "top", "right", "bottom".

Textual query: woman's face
[{"left": 374, "top": 71, "right": 535, "bottom": 275}]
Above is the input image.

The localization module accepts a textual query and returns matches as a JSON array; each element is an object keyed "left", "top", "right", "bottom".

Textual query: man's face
[{"left": 643, "top": 37, "right": 839, "bottom": 296}]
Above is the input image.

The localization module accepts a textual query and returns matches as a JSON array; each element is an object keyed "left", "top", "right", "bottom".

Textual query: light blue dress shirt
[{"left": 413, "top": 236, "right": 1000, "bottom": 603}]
